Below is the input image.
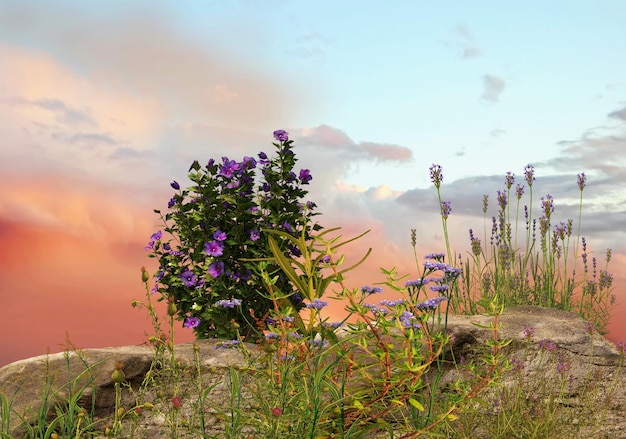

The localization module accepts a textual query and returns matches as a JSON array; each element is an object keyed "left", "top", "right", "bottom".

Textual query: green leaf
[
  {"left": 408, "top": 397, "right": 425, "bottom": 411},
  {"left": 267, "top": 235, "right": 308, "bottom": 294}
]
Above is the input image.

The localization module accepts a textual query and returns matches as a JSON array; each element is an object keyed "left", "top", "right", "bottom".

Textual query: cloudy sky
[{"left": 1, "top": 0, "right": 625, "bottom": 366}]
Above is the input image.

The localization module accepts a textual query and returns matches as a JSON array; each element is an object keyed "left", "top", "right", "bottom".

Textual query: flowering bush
[{"left": 146, "top": 130, "right": 320, "bottom": 341}]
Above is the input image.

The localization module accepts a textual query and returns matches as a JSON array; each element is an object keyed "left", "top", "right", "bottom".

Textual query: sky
[{"left": 1, "top": 0, "right": 625, "bottom": 367}]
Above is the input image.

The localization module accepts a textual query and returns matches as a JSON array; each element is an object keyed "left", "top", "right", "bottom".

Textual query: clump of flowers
[{"left": 146, "top": 130, "right": 320, "bottom": 341}]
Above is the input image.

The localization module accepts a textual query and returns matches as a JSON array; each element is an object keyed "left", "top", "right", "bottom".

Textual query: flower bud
[
  {"left": 143, "top": 402, "right": 154, "bottom": 410},
  {"left": 141, "top": 266, "right": 150, "bottom": 283},
  {"left": 111, "top": 361, "right": 126, "bottom": 383},
  {"left": 167, "top": 302, "right": 177, "bottom": 316}
]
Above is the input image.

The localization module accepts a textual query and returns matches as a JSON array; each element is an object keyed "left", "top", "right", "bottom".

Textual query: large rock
[{"left": 0, "top": 306, "right": 624, "bottom": 438}]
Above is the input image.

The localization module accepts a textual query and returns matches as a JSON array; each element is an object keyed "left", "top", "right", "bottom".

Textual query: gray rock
[{"left": 0, "top": 306, "right": 624, "bottom": 438}]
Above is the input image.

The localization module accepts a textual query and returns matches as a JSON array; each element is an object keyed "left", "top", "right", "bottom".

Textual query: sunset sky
[{"left": 1, "top": 0, "right": 626, "bottom": 367}]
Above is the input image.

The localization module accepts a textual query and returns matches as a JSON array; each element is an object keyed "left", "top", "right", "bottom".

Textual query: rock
[{"left": 0, "top": 306, "right": 624, "bottom": 438}]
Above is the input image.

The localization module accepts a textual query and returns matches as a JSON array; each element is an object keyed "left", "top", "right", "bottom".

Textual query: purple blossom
[
  {"left": 541, "top": 194, "right": 554, "bottom": 218},
  {"left": 242, "top": 156, "right": 257, "bottom": 169},
  {"left": 482, "top": 195, "right": 489, "bottom": 213},
  {"left": 250, "top": 229, "right": 260, "bottom": 241},
  {"left": 299, "top": 169, "right": 312, "bottom": 183},
  {"left": 265, "top": 332, "right": 280, "bottom": 340},
  {"left": 515, "top": 184, "right": 524, "bottom": 200},
  {"left": 416, "top": 297, "right": 448, "bottom": 310},
  {"left": 425, "top": 253, "right": 446, "bottom": 261},
  {"left": 262, "top": 182, "right": 271, "bottom": 192},
  {"left": 282, "top": 316, "right": 295, "bottom": 323},
  {"left": 283, "top": 221, "right": 293, "bottom": 233},
  {"left": 577, "top": 172, "right": 586, "bottom": 191},
  {"left": 183, "top": 317, "right": 201, "bottom": 329},
  {"left": 219, "top": 159, "right": 240, "bottom": 178},
  {"left": 167, "top": 197, "right": 176, "bottom": 209},
  {"left": 440, "top": 201, "right": 452, "bottom": 219},
  {"left": 215, "top": 340, "right": 240, "bottom": 349},
  {"left": 522, "top": 326, "right": 535, "bottom": 340},
  {"left": 399, "top": 311, "right": 421, "bottom": 328},
  {"left": 207, "top": 261, "right": 225, "bottom": 278},
  {"left": 505, "top": 172, "right": 515, "bottom": 189},
  {"left": 214, "top": 298, "right": 242, "bottom": 308},
  {"left": 204, "top": 240, "right": 224, "bottom": 257},
  {"left": 524, "top": 164, "right": 535, "bottom": 186},
  {"left": 429, "top": 164, "right": 443, "bottom": 188},
  {"left": 213, "top": 230, "right": 227, "bottom": 241},
  {"left": 170, "top": 181, "right": 180, "bottom": 190},
  {"left": 497, "top": 190, "right": 507, "bottom": 210},
  {"left": 405, "top": 278, "right": 431, "bottom": 288},
  {"left": 273, "top": 129, "right": 289, "bottom": 142},
  {"left": 306, "top": 299, "right": 328, "bottom": 310},
  {"left": 429, "top": 285, "right": 449, "bottom": 293},
  {"left": 361, "top": 286, "right": 384, "bottom": 295},
  {"left": 180, "top": 268, "right": 198, "bottom": 287},
  {"left": 379, "top": 299, "right": 405, "bottom": 307}
]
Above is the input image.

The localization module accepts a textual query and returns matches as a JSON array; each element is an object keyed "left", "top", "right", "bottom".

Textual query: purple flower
[
  {"left": 496, "top": 190, "right": 507, "bottom": 210},
  {"left": 429, "top": 285, "right": 449, "bottom": 293},
  {"left": 250, "top": 229, "right": 260, "bottom": 241},
  {"left": 213, "top": 230, "right": 227, "bottom": 241},
  {"left": 170, "top": 181, "right": 180, "bottom": 190},
  {"left": 405, "top": 278, "right": 430, "bottom": 288},
  {"left": 215, "top": 340, "right": 240, "bottom": 349},
  {"left": 399, "top": 311, "right": 421, "bottom": 328},
  {"left": 577, "top": 172, "right": 586, "bottom": 191},
  {"left": 180, "top": 268, "right": 198, "bottom": 287},
  {"left": 429, "top": 164, "right": 443, "bottom": 188},
  {"left": 183, "top": 317, "right": 201, "bottom": 329},
  {"left": 522, "top": 326, "right": 535, "bottom": 340},
  {"left": 204, "top": 240, "right": 224, "bottom": 257},
  {"left": 214, "top": 298, "right": 242, "bottom": 308},
  {"left": 379, "top": 299, "right": 405, "bottom": 307},
  {"left": 283, "top": 221, "right": 293, "bottom": 233},
  {"left": 145, "top": 230, "right": 162, "bottom": 250},
  {"left": 425, "top": 253, "right": 446, "bottom": 261},
  {"left": 524, "top": 164, "right": 535, "bottom": 186},
  {"left": 361, "top": 286, "right": 384, "bottom": 295},
  {"left": 306, "top": 299, "right": 328, "bottom": 310},
  {"left": 440, "top": 201, "right": 452, "bottom": 219},
  {"left": 541, "top": 194, "right": 554, "bottom": 218},
  {"left": 207, "top": 261, "right": 224, "bottom": 278},
  {"left": 416, "top": 297, "right": 448, "bottom": 310},
  {"left": 299, "top": 169, "right": 312, "bottom": 183},
  {"left": 167, "top": 197, "right": 176, "bottom": 209},
  {"left": 515, "top": 184, "right": 525, "bottom": 200},
  {"left": 273, "top": 129, "right": 289, "bottom": 142},
  {"left": 505, "top": 172, "right": 515, "bottom": 189},
  {"left": 219, "top": 159, "right": 240, "bottom": 178},
  {"left": 242, "top": 156, "right": 257, "bottom": 169}
]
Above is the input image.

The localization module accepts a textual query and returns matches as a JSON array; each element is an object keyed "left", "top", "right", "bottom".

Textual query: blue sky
[{"left": 1, "top": 0, "right": 625, "bottom": 363}]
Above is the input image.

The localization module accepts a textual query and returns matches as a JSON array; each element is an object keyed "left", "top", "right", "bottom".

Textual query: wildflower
[
  {"left": 204, "top": 240, "right": 224, "bottom": 257},
  {"left": 250, "top": 229, "right": 260, "bottom": 241},
  {"left": 538, "top": 339, "right": 558, "bottom": 352},
  {"left": 271, "top": 407, "right": 283, "bottom": 417},
  {"left": 405, "top": 278, "right": 430, "bottom": 288},
  {"left": 522, "top": 326, "right": 535, "bottom": 340},
  {"left": 505, "top": 171, "right": 515, "bottom": 189},
  {"left": 283, "top": 221, "right": 293, "bottom": 233},
  {"left": 496, "top": 190, "right": 507, "bottom": 210},
  {"left": 541, "top": 194, "right": 554, "bottom": 218},
  {"left": 144, "top": 230, "right": 162, "bottom": 250},
  {"left": 469, "top": 229, "right": 481, "bottom": 256},
  {"left": 319, "top": 255, "right": 331, "bottom": 264},
  {"left": 213, "top": 230, "right": 227, "bottom": 241},
  {"left": 306, "top": 299, "right": 328, "bottom": 310},
  {"left": 215, "top": 340, "right": 240, "bottom": 349},
  {"left": 416, "top": 297, "right": 448, "bottom": 310},
  {"left": 524, "top": 164, "right": 535, "bottom": 186},
  {"left": 167, "top": 197, "right": 176, "bottom": 208},
  {"left": 361, "top": 286, "right": 384, "bottom": 295},
  {"left": 556, "top": 354, "right": 570, "bottom": 376},
  {"left": 440, "top": 201, "right": 452, "bottom": 219},
  {"left": 425, "top": 252, "right": 445, "bottom": 261},
  {"left": 273, "top": 129, "right": 289, "bottom": 142},
  {"left": 241, "top": 156, "right": 257, "bottom": 169},
  {"left": 510, "top": 358, "right": 525, "bottom": 372},
  {"left": 577, "top": 172, "right": 586, "bottom": 191},
  {"left": 430, "top": 284, "right": 449, "bottom": 293},
  {"left": 482, "top": 195, "right": 489, "bottom": 213},
  {"left": 429, "top": 164, "right": 443, "bottom": 188},
  {"left": 299, "top": 169, "right": 312, "bottom": 183},
  {"left": 265, "top": 332, "right": 280, "bottom": 340},
  {"left": 399, "top": 311, "right": 421, "bottom": 328},
  {"left": 207, "top": 261, "right": 224, "bottom": 278},
  {"left": 183, "top": 317, "right": 201, "bottom": 329},
  {"left": 219, "top": 158, "right": 240, "bottom": 178},
  {"left": 515, "top": 183, "right": 524, "bottom": 199},
  {"left": 616, "top": 341, "right": 626, "bottom": 355},
  {"left": 180, "top": 268, "right": 198, "bottom": 288},
  {"left": 379, "top": 299, "right": 405, "bottom": 307},
  {"left": 282, "top": 316, "right": 295, "bottom": 322},
  {"left": 214, "top": 298, "right": 242, "bottom": 308},
  {"left": 170, "top": 181, "right": 180, "bottom": 190},
  {"left": 172, "top": 396, "right": 182, "bottom": 409}
]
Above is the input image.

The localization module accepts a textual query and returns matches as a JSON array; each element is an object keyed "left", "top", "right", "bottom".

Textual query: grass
[{"left": 0, "top": 165, "right": 621, "bottom": 438}]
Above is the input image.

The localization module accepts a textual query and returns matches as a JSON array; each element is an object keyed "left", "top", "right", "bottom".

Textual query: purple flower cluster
[
  {"left": 429, "top": 164, "right": 443, "bottom": 188},
  {"left": 215, "top": 340, "right": 240, "bottom": 349},
  {"left": 214, "top": 298, "right": 242, "bottom": 308},
  {"left": 305, "top": 299, "right": 328, "bottom": 310},
  {"left": 415, "top": 296, "right": 448, "bottom": 311},
  {"left": 361, "top": 286, "right": 384, "bottom": 295}
]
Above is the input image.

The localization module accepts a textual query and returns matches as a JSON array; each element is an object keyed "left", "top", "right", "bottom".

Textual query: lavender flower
[
  {"left": 405, "top": 278, "right": 430, "bottom": 288},
  {"left": 482, "top": 195, "right": 489, "bottom": 213},
  {"left": 429, "top": 164, "right": 443, "bottom": 188},
  {"left": 215, "top": 340, "right": 240, "bottom": 349},
  {"left": 541, "top": 194, "right": 554, "bottom": 218},
  {"left": 497, "top": 190, "right": 507, "bottom": 210},
  {"left": 505, "top": 171, "right": 515, "bottom": 189},
  {"left": 440, "top": 201, "right": 452, "bottom": 219},
  {"left": 577, "top": 172, "right": 586, "bottom": 191},
  {"left": 524, "top": 164, "right": 535, "bottom": 186},
  {"left": 522, "top": 326, "right": 535, "bottom": 340},
  {"left": 183, "top": 317, "right": 201, "bottom": 329},
  {"left": 515, "top": 183, "right": 524, "bottom": 200},
  {"left": 214, "top": 298, "right": 242, "bottom": 308},
  {"left": 273, "top": 129, "right": 289, "bottom": 142},
  {"left": 425, "top": 253, "right": 446, "bottom": 261},
  {"left": 430, "top": 285, "right": 449, "bottom": 293}
]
